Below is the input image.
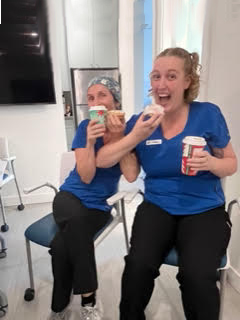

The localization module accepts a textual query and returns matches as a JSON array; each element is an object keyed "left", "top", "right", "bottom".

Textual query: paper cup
[
  {"left": 181, "top": 136, "right": 206, "bottom": 176},
  {"left": 89, "top": 106, "right": 107, "bottom": 124}
]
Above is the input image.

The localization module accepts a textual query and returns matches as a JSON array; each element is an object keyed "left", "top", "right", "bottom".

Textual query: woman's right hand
[
  {"left": 87, "top": 120, "right": 106, "bottom": 145},
  {"left": 131, "top": 112, "right": 164, "bottom": 142},
  {"left": 96, "top": 112, "right": 164, "bottom": 169},
  {"left": 105, "top": 113, "right": 126, "bottom": 143}
]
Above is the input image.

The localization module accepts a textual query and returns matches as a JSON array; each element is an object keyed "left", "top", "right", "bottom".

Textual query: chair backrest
[
  {"left": 0, "top": 160, "right": 7, "bottom": 181},
  {"left": 0, "top": 137, "right": 10, "bottom": 159},
  {"left": 59, "top": 151, "right": 76, "bottom": 185}
]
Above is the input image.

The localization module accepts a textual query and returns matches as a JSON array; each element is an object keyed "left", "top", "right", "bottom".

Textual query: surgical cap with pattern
[{"left": 87, "top": 76, "right": 121, "bottom": 104}]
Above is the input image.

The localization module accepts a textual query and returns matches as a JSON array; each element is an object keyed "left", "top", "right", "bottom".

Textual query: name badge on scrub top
[{"left": 146, "top": 139, "right": 162, "bottom": 145}]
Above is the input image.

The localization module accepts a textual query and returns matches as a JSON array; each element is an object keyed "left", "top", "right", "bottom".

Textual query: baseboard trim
[
  {"left": 3, "top": 192, "right": 54, "bottom": 206},
  {"left": 228, "top": 266, "right": 240, "bottom": 294}
]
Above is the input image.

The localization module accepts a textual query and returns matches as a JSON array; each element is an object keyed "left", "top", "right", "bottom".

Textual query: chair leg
[
  {"left": 10, "top": 161, "right": 24, "bottom": 210},
  {"left": 25, "top": 238, "right": 35, "bottom": 291},
  {"left": 219, "top": 269, "right": 227, "bottom": 320},
  {"left": 120, "top": 198, "right": 129, "bottom": 253},
  {"left": 0, "top": 192, "right": 8, "bottom": 227},
  {"left": 24, "top": 238, "right": 35, "bottom": 301}
]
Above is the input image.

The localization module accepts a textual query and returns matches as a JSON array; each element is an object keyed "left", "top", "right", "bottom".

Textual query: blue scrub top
[
  {"left": 126, "top": 102, "right": 230, "bottom": 215},
  {"left": 60, "top": 119, "right": 122, "bottom": 212}
]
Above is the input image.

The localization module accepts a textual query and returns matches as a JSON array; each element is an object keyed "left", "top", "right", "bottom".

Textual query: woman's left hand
[{"left": 187, "top": 149, "right": 216, "bottom": 173}]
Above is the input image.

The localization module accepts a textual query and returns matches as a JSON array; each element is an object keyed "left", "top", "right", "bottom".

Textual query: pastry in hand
[
  {"left": 107, "top": 110, "right": 125, "bottom": 120},
  {"left": 143, "top": 104, "right": 164, "bottom": 117}
]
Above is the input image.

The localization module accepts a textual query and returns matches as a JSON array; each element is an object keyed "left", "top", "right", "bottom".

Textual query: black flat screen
[{"left": 0, "top": 0, "right": 56, "bottom": 104}]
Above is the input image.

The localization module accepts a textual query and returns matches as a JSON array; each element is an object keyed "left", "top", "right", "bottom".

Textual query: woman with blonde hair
[{"left": 97, "top": 48, "right": 237, "bottom": 320}]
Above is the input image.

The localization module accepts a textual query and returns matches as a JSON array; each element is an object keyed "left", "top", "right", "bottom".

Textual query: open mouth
[{"left": 158, "top": 93, "right": 171, "bottom": 105}]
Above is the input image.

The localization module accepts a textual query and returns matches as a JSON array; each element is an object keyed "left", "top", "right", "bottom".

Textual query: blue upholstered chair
[
  {"left": 125, "top": 189, "right": 240, "bottom": 320},
  {"left": 23, "top": 152, "right": 130, "bottom": 301},
  {"left": 0, "top": 137, "right": 24, "bottom": 232}
]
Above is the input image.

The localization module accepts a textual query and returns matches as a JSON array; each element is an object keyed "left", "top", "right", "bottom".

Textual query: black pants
[
  {"left": 120, "top": 201, "right": 231, "bottom": 320},
  {"left": 49, "top": 191, "right": 111, "bottom": 312}
]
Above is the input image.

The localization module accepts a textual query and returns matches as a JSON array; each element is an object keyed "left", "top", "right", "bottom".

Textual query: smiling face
[
  {"left": 87, "top": 84, "right": 120, "bottom": 111},
  {"left": 150, "top": 56, "right": 191, "bottom": 114}
]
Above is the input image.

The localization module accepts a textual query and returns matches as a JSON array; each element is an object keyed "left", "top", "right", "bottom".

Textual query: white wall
[
  {"left": 59, "top": 0, "right": 71, "bottom": 92},
  {"left": 152, "top": 0, "right": 207, "bottom": 58},
  {"left": 1, "top": 0, "right": 136, "bottom": 207},
  {"left": 133, "top": 0, "right": 145, "bottom": 113},
  {"left": 200, "top": 0, "right": 240, "bottom": 292},
  {"left": 0, "top": 0, "right": 67, "bottom": 206},
  {"left": 119, "top": 0, "right": 135, "bottom": 120}
]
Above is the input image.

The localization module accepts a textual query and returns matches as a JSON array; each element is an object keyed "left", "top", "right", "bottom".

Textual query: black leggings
[
  {"left": 49, "top": 191, "right": 110, "bottom": 312},
  {"left": 120, "top": 201, "right": 231, "bottom": 320}
]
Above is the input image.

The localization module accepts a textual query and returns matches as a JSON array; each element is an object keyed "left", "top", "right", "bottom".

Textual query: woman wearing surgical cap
[{"left": 48, "top": 76, "right": 140, "bottom": 320}]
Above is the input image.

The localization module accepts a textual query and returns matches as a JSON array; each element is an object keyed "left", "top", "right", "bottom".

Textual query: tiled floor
[{"left": 1, "top": 196, "right": 240, "bottom": 319}]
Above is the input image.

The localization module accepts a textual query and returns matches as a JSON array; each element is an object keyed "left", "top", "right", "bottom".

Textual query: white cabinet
[
  {"left": 92, "top": 0, "right": 118, "bottom": 67},
  {"left": 65, "top": 0, "right": 93, "bottom": 67},
  {"left": 65, "top": 0, "right": 118, "bottom": 68}
]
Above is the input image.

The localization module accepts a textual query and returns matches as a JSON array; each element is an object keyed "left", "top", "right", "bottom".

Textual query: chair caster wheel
[
  {"left": 24, "top": 288, "right": 35, "bottom": 301},
  {"left": 17, "top": 204, "right": 25, "bottom": 211},
  {"left": 0, "top": 225, "right": 9, "bottom": 232},
  {"left": 0, "top": 290, "right": 8, "bottom": 317},
  {"left": 0, "top": 306, "right": 8, "bottom": 317},
  {"left": 0, "top": 250, "right": 7, "bottom": 259}
]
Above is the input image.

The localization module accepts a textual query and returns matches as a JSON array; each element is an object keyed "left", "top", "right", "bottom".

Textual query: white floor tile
[{"left": 1, "top": 202, "right": 240, "bottom": 319}]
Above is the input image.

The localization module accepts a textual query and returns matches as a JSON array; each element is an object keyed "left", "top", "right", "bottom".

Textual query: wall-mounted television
[{"left": 0, "top": 0, "right": 56, "bottom": 104}]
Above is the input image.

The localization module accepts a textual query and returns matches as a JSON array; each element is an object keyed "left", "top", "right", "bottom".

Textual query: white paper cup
[
  {"left": 182, "top": 136, "right": 206, "bottom": 176},
  {"left": 89, "top": 106, "right": 107, "bottom": 124}
]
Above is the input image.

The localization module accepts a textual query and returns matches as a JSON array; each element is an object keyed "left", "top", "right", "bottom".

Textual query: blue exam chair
[
  {"left": 23, "top": 152, "right": 129, "bottom": 301},
  {"left": 125, "top": 189, "right": 240, "bottom": 320}
]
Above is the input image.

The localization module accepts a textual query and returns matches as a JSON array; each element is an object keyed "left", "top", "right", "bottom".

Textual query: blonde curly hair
[{"left": 155, "top": 47, "right": 202, "bottom": 103}]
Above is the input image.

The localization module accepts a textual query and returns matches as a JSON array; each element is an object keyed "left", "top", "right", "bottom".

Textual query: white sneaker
[
  {"left": 47, "top": 308, "right": 71, "bottom": 320},
  {"left": 80, "top": 300, "right": 103, "bottom": 320}
]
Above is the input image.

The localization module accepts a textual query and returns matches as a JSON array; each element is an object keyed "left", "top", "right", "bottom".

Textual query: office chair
[
  {"left": 0, "top": 137, "right": 24, "bottom": 232},
  {"left": 124, "top": 189, "right": 240, "bottom": 320},
  {"left": 23, "top": 151, "right": 130, "bottom": 301}
]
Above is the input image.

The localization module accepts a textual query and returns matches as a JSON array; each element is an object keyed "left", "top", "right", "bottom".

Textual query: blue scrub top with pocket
[{"left": 126, "top": 102, "right": 230, "bottom": 215}]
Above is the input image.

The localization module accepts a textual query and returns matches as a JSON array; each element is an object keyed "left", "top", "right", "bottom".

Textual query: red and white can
[{"left": 181, "top": 136, "right": 206, "bottom": 176}]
